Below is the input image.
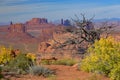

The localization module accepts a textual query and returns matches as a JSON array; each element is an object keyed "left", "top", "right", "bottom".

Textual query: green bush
[
  {"left": 40, "top": 59, "right": 52, "bottom": 65},
  {"left": 3, "top": 53, "right": 34, "bottom": 74},
  {"left": 40, "top": 58, "right": 77, "bottom": 66},
  {"left": 80, "top": 37, "right": 120, "bottom": 80},
  {"left": 29, "top": 65, "right": 55, "bottom": 77},
  {"left": 0, "top": 66, "right": 4, "bottom": 79},
  {"left": 47, "top": 75, "right": 57, "bottom": 80},
  {"left": 53, "top": 58, "right": 77, "bottom": 66},
  {"left": 109, "top": 63, "right": 120, "bottom": 80}
]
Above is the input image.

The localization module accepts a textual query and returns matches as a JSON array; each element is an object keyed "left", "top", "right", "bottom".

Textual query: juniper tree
[{"left": 53, "top": 14, "right": 115, "bottom": 54}]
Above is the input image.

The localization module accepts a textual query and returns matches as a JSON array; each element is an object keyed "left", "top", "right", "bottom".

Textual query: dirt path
[
  {"left": 45, "top": 65, "right": 109, "bottom": 80},
  {"left": 9, "top": 65, "right": 109, "bottom": 80}
]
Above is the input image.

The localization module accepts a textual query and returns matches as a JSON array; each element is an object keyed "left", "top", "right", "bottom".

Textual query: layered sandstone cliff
[
  {"left": 9, "top": 23, "right": 26, "bottom": 33},
  {"left": 5, "top": 23, "right": 37, "bottom": 43},
  {"left": 26, "top": 18, "right": 48, "bottom": 25}
]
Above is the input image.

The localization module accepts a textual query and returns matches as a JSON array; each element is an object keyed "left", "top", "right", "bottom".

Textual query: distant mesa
[
  {"left": 26, "top": 18, "right": 48, "bottom": 25},
  {"left": 61, "top": 19, "right": 71, "bottom": 26},
  {"left": 5, "top": 22, "right": 37, "bottom": 43},
  {"left": 9, "top": 23, "right": 26, "bottom": 33},
  {"left": 0, "top": 17, "right": 72, "bottom": 44}
]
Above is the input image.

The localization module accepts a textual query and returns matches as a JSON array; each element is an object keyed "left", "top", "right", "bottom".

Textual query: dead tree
[{"left": 53, "top": 14, "right": 115, "bottom": 54}]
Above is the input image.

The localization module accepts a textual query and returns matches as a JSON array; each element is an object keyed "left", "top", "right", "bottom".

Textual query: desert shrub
[
  {"left": 0, "top": 45, "right": 38, "bottom": 75},
  {"left": 80, "top": 37, "right": 120, "bottom": 80},
  {"left": 40, "top": 59, "right": 52, "bottom": 65},
  {"left": 0, "top": 46, "right": 12, "bottom": 64},
  {"left": 40, "top": 58, "right": 77, "bottom": 66},
  {"left": 26, "top": 53, "right": 36, "bottom": 63},
  {"left": 0, "top": 66, "right": 4, "bottom": 79},
  {"left": 3, "top": 53, "right": 34, "bottom": 74},
  {"left": 53, "top": 58, "right": 77, "bottom": 66},
  {"left": 109, "top": 63, "right": 120, "bottom": 80},
  {"left": 47, "top": 75, "right": 57, "bottom": 80},
  {"left": 29, "top": 65, "right": 55, "bottom": 77},
  {"left": 86, "top": 73, "right": 102, "bottom": 80}
]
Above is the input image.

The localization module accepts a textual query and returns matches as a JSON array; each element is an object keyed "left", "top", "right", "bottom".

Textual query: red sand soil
[{"left": 8, "top": 65, "right": 110, "bottom": 80}]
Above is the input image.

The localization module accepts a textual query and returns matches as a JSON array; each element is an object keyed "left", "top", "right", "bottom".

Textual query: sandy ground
[{"left": 6, "top": 65, "right": 110, "bottom": 80}]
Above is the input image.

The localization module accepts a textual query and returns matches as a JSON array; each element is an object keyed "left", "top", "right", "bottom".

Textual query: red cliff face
[
  {"left": 10, "top": 23, "right": 26, "bottom": 33},
  {"left": 26, "top": 18, "right": 48, "bottom": 25},
  {"left": 6, "top": 23, "right": 37, "bottom": 43}
]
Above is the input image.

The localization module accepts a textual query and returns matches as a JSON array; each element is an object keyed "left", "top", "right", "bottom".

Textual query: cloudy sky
[{"left": 0, "top": 0, "right": 120, "bottom": 23}]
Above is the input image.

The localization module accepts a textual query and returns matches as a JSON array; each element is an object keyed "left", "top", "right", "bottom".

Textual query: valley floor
[{"left": 8, "top": 65, "right": 109, "bottom": 80}]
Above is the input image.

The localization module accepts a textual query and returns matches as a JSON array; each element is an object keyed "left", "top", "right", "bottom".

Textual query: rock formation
[
  {"left": 26, "top": 18, "right": 48, "bottom": 25},
  {"left": 38, "top": 42, "right": 54, "bottom": 53},
  {"left": 9, "top": 23, "right": 26, "bottom": 33},
  {"left": 38, "top": 32, "right": 72, "bottom": 53},
  {"left": 61, "top": 19, "right": 71, "bottom": 26},
  {"left": 6, "top": 23, "right": 37, "bottom": 43}
]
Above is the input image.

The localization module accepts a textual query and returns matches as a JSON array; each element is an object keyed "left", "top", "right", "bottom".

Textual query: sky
[{"left": 0, "top": 0, "right": 120, "bottom": 23}]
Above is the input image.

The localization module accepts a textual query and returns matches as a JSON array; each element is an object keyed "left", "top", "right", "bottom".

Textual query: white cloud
[
  {"left": 0, "top": 1, "right": 120, "bottom": 22},
  {"left": 84, "top": 5, "right": 120, "bottom": 19},
  {"left": 0, "top": 0, "right": 28, "bottom": 6}
]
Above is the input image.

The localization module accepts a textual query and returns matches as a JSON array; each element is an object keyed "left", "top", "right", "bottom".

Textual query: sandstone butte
[{"left": 0, "top": 18, "right": 65, "bottom": 44}]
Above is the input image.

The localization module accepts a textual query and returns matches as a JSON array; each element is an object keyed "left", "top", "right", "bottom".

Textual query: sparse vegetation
[
  {"left": 40, "top": 59, "right": 53, "bottom": 65},
  {"left": 0, "top": 45, "right": 55, "bottom": 78},
  {"left": 0, "top": 14, "right": 120, "bottom": 80},
  {"left": 0, "top": 66, "right": 4, "bottom": 79},
  {"left": 3, "top": 53, "right": 34, "bottom": 74},
  {"left": 29, "top": 65, "right": 55, "bottom": 77},
  {"left": 0, "top": 45, "right": 12, "bottom": 65},
  {"left": 53, "top": 14, "right": 115, "bottom": 55},
  {"left": 53, "top": 58, "right": 77, "bottom": 66},
  {"left": 47, "top": 75, "right": 57, "bottom": 80},
  {"left": 40, "top": 58, "right": 77, "bottom": 66},
  {"left": 26, "top": 53, "right": 36, "bottom": 63},
  {"left": 86, "top": 73, "right": 102, "bottom": 80}
]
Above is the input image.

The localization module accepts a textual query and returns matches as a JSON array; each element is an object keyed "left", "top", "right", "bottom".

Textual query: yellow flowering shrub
[
  {"left": 26, "top": 53, "right": 36, "bottom": 62},
  {"left": 80, "top": 37, "right": 120, "bottom": 80},
  {"left": 0, "top": 46, "right": 37, "bottom": 74},
  {"left": 0, "top": 46, "right": 12, "bottom": 64}
]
